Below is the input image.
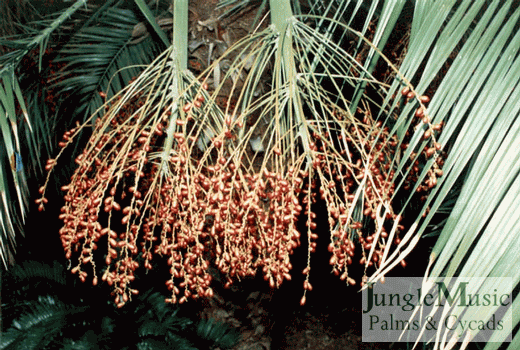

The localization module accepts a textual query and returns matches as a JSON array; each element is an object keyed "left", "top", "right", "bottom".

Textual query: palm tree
[{"left": 1, "top": 0, "right": 519, "bottom": 349}]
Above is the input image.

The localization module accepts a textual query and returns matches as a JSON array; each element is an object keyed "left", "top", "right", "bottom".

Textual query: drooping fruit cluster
[
  {"left": 37, "top": 71, "right": 311, "bottom": 306},
  {"left": 36, "top": 65, "right": 444, "bottom": 307},
  {"left": 151, "top": 164, "right": 307, "bottom": 303},
  {"left": 298, "top": 89, "right": 444, "bottom": 290}
]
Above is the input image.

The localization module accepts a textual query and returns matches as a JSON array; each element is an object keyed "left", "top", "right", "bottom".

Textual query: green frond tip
[{"left": 0, "top": 0, "right": 89, "bottom": 75}]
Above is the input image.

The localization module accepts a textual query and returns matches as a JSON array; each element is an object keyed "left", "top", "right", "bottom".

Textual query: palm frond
[
  {"left": 52, "top": 5, "right": 165, "bottom": 122},
  {"left": 60, "top": 330, "right": 100, "bottom": 350},
  {"left": 348, "top": 0, "right": 406, "bottom": 112},
  {"left": 0, "top": 0, "right": 88, "bottom": 269},
  {"left": 0, "top": 0, "right": 35, "bottom": 43},
  {"left": 356, "top": 0, "right": 520, "bottom": 347},
  {"left": 4, "top": 260, "right": 67, "bottom": 299}
]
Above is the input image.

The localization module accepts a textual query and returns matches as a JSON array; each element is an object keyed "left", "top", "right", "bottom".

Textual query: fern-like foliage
[
  {"left": 133, "top": 290, "right": 194, "bottom": 344},
  {"left": 1, "top": 260, "right": 239, "bottom": 350},
  {"left": 196, "top": 318, "right": 240, "bottom": 349},
  {"left": 1, "top": 296, "right": 70, "bottom": 350},
  {"left": 4, "top": 260, "right": 67, "bottom": 298}
]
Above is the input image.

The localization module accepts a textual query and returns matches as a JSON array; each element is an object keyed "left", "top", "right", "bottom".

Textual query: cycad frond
[
  {"left": 196, "top": 318, "right": 240, "bottom": 349},
  {"left": 4, "top": 260, "right": 67, "bottom": 299},
  {"left": 134, "top": 290, "right": 192, "bottom": 337},
  {"left": 0, "top": 296, "right": 69, "bottom": 350}
]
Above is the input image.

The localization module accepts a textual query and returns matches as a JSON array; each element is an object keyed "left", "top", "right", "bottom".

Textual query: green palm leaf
[
  {"left": 354, "top": 0, "right": 520, "bottom": 348},
  {"left": 53, "top": 5, "right": 166, "bottom": 122},
  {"left": 0, "top": 0, "right": 170, "bottom": 269},
  {"left": 0, "top": 0, "right": 89, "bottom": 269}
]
